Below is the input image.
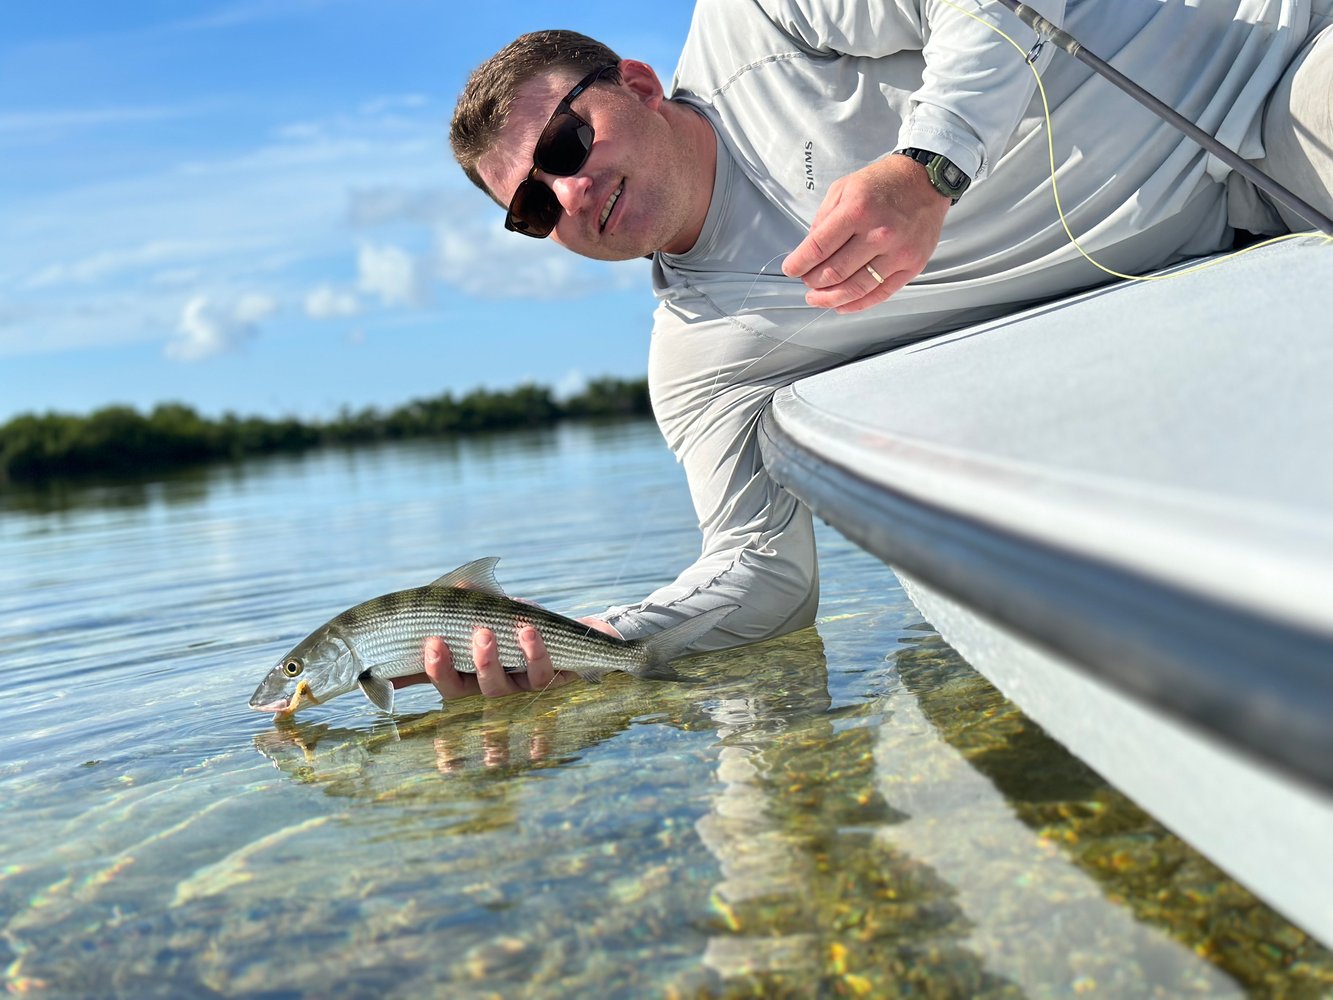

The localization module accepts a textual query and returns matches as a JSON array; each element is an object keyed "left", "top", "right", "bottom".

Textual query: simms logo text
[{"left": 804, "top": 141, "right": 815, "bottom": 190}]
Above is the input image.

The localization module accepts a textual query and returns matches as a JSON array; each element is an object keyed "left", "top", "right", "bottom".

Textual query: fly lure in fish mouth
[{"left": 248, "top": 557, "right": 737, "bottom": 717}]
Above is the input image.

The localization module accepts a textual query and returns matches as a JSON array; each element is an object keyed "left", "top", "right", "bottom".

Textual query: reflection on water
[{"left": 2, "top": 424, "right": 1330, "bottom": 997}]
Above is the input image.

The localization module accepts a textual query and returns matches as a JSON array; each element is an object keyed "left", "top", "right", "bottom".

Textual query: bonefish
[{"left": 248, "top": 557, "right": 737, "bottom": 716}]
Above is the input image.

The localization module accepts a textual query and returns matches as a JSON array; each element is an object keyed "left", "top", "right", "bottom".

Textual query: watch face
[{"left": 897, "top": 148, "right": 969, "bottom": 200}]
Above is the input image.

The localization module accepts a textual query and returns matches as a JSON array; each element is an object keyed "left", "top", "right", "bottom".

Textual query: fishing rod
[{"left": 992, "top": 0, "right": 1333, "bottom": 236}]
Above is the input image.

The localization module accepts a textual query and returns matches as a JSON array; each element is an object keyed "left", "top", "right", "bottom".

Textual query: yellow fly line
[{"left": 939, "top": 0, "right": 1333, "bottom": 282}]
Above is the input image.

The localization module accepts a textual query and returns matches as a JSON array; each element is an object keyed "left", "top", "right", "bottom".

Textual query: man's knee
[{"left": 1252, "top": 23, "right": 1333, "bottom": 232}]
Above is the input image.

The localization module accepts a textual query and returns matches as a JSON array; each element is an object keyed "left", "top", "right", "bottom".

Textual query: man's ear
[{"left": 618, "top": 59, "right": 665, "bottom": 108}]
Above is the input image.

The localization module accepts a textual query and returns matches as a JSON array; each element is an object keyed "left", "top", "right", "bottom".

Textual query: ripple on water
[{"left": 3, "top": 434, "right": 1332, "bottom": 998}]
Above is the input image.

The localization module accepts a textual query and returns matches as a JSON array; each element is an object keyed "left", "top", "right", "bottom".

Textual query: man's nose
[{"left": 548, "top": 174, "right": 593, "bottom": 217}]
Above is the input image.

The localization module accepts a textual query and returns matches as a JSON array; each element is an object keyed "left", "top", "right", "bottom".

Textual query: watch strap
[{"left": 894, "top": 147, "right": 971, "bottom": 204}]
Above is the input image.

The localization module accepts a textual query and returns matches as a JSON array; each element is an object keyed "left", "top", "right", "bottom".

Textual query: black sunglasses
[{"left": 504, "top": 64, "right": 618, "bottom": 238}]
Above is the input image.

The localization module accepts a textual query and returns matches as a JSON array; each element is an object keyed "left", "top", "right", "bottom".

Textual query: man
[{"left": 403, "top": 0, "right": 1333, "bottom": 700}]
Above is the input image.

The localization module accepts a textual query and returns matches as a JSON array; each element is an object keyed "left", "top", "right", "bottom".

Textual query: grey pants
[{"left": 1231, "top": 10, "right": 1333, "bottom": 234}]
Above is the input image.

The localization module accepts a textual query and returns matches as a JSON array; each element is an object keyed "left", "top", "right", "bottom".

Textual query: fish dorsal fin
[{"left": 428, "top": 557, "right": 505, "bottom": 595}]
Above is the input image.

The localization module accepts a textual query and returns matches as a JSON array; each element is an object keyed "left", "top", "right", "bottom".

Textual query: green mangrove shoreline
[{"left": 0, "top": 376, "right": 651, "bottom": 487}]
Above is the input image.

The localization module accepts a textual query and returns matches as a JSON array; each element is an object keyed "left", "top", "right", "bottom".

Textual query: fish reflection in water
[
  {"left": 251, "top": 628, "right": 841, "bottom": 791},
  {"left": 249, "top": 628, "right": 918, "bottom": 985},
  {"left": 248, "top": 623, "right": 1320, "bottom": 996}
]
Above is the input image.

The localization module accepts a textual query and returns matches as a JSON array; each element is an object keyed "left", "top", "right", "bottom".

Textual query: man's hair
[{"left": 450, "top": 30, "right": 622, "bottom": 202}]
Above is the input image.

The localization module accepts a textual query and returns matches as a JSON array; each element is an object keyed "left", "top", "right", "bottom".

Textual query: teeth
[{"left": 600, "top": 182, "right": 623, "bottom": 229}]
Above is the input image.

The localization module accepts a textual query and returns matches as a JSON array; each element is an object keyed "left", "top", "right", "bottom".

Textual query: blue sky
[{"left": 0, "top": 1, "right": 697, "bottom": 422}]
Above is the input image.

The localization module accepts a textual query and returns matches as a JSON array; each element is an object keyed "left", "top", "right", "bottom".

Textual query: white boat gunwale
[{"left": 759, "top": 375, "right": 1333, "bottom": 796}]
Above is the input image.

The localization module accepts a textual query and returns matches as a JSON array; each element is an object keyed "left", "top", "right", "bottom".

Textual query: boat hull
[{"left": 760, "top": 236, "right": 1333, "bottom": 945}]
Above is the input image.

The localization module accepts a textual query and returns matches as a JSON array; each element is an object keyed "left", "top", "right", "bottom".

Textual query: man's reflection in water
[
  {"left": 694, "top": 628, "right": 833, "bottom": 979},
  {"left": 693, "top": 623, "right": 1252, "bottom": 995},
  {"left": 687, "top": 625, "right": 984, "bottom": 990}
]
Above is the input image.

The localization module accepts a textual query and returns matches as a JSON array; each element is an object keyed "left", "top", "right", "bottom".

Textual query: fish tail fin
[{"left": 632, "top": 605, "right": 739, "bottom": 680}]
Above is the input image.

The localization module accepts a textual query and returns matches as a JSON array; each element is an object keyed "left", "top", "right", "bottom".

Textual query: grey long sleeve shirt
[{"left": 601, "top": 0, "right": 1312, "bottom": 648}]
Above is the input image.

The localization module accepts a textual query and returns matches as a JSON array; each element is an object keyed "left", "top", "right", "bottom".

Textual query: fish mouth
[
  {"left": 249, "top": 679, "right": 319, "bottom": 716},
  {"left": 599, "top": 180, "right": 623, "bottom": 231},
  {"left": 250, "top": 696, "right": 292, "bottom": 714}
]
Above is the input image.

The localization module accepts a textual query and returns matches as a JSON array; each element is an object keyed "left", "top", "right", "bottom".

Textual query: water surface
[{"left": 3, "top": 421, "right": 1330, "bottom": 997}]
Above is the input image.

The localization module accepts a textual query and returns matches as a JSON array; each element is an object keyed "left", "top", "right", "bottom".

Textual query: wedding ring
[{"left": 866, "top": 263, "right": 885, "bottom": 285}]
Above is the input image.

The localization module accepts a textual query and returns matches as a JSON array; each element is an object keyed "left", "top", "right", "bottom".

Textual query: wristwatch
[{"left": 893, "top": 147, "right": 971, "bottom": 204}]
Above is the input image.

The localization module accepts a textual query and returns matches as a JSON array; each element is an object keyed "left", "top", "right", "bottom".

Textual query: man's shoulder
[
  {"left": 680, "top": 0, "right": 922, "bottom": 62},
  {"left": 672, "top": 0, "right": 816, "bottom": 95}
]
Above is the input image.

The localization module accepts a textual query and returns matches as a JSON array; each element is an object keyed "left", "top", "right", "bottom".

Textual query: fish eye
[{"left": 283, "top": 659, "right": 303, "bottom": 677}]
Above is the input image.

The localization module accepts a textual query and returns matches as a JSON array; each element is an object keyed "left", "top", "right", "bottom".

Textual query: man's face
[{"left": 477, "top": 61, "right": 701, "bottom": 261}]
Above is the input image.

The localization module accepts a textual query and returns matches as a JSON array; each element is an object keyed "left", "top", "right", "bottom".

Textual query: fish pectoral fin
[
  {"left": 428, "top": 557, "right": 506, "bottom": 595},
  {"left": 577, "top": 669, "right": 609, "bottom": 685},
  {"left": 358, "top": 672, "right": 396, "bottom": 713}
]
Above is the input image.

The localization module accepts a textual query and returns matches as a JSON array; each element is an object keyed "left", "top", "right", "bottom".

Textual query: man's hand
[
  {"left": 391, "top": 617, "right": 621, "bottom": 701},
  {"left": 782, "top": 154, "right": 951, "bottom": 314}
]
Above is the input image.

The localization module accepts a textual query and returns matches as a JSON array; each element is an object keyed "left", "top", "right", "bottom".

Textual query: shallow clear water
[{"left": 2, "top": 421, "right": 1330, "bottom": 998}]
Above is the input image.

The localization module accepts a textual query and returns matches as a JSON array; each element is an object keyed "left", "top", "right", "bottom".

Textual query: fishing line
[
  {"left": 523, "top": 669, "right": 561, "bottom": 711},
  {"left": 699, "top": 250, "right": 835, "bottom": 407},
  {"left": 691, "top": 0, "right": 1333, "bottom": 437},
  {"left": 699, "top": 0, "right": 1333, "bottom": 423},
  {"left": 991, "top": 0, "right": 1333, "bottom": 236},
  {"left": 940, "top": 0, "right": 1333, "bottom": 282},
  {"left": 595, "top": 1, "right": 1329, "bottom": 676}
]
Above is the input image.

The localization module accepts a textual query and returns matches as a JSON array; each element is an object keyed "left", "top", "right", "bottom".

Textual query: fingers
[
  {"left": 781, "top": 156, "right": 950, "bottom": 313},
  {"left": 805, "top": 257, "right": 915, "bottom": 313},
  {"left": 782, "top": 174, "right": 854, "bottom": 279},
  {"left": 516, "top": 625, "right": 580, "bottom": 694},
  {"left": 782, "top": 205, "right": 908, "bottom": 312},
  {"left": 472, "top": 628, "right": 525, "bottom": 698},
  {"left": 390, "top": 636, "right": 459, "bottom": 690},
  {"left": 782, "top": 213, "right": 850, "bottom": 281},
  {"left": 472, "top": 626, "right": 577, "bottom": 697},
  {"left": 411, "top": 635, "right": 481, "bottom": 700},
  {"left": 517, "top": 625, "right": 555, "bottom": 690},
  {"left": 781, "top": 229, "right": 829, "bottom": 280},
  {"left": 409, "top": 624, "right": 579, "bottom": 704},
  {"left": 787, "top": 223, "right": 931, "bottom": 312}
]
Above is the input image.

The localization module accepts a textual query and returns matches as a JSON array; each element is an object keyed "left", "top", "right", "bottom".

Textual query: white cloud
[
  {"left": 166, "top": 293, "right": 276, "bottom": 362},
  {"left": 234, "top": 292, "right": 276, "bottom": 323},
  {"left": 24, "top": 239, "right": 214, "bottom": 288},
  {"left": 358, "top": 94, "right": 429, "bottom": 116},
  {"left": 0, "top": 84, "right": 649, "bottom": 364},
  {"left": 274, "top": 121, "right": 323, "bottom": 143},
  {"left": 305, "top": 284, "right": 360, "bottom": 319},
  {"left": 555, "top": 369, "right": 588, "bottom": 401},
  {"left": 160, "top": 0, "right": 341, "bottom": 35},
  {"left": 149, "top": 267, "right": 204, "bottom": 288},
  {"left": 345, "top": 185, "right": 451, "bottom": 227},
  {"left": 434, "top": 225, "right": 646, "bottom": 300},
  {"left": 0, "top": 100, "right": 449, "bottom": 359},
  {"left": 356, "top": 242, "right": 424, "bottom": 307},
  {"left": 0, "top": 106, "right": 175, "bottom": 134}
]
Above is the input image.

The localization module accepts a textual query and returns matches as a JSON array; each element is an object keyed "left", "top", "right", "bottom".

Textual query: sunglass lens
[
  {"left": 505, "top": 179, "right": 562, "bottom": 238},
  {"left": 535, "top": 113, "right": 594, "bottom": 175}
]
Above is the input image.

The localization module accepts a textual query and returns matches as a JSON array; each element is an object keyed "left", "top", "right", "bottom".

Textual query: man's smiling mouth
[{"left": 599, "top": 181, "right": 624, "bottom": 231}]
